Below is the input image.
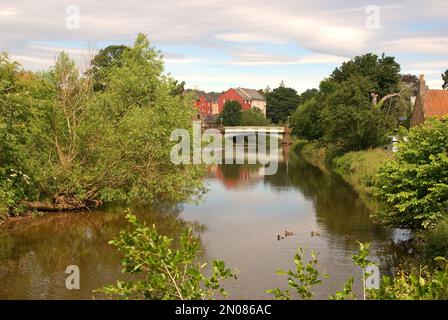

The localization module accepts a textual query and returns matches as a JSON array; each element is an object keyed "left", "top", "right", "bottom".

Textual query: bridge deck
[{"left": 223, "top": 126, "right": 286, "bottom": 133}]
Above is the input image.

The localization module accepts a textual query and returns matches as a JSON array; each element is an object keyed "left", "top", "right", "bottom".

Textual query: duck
[
  {"left": 284, "top": 230, "right": 293, "bottom": 237},
  {"left": 310, "top": 231, "right": 320, "bottom": 237},
  {"left": 277, "top": 234, "right": 281, "bottom": 241}
]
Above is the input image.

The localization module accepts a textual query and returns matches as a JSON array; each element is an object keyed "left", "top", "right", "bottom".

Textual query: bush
[
  {"left": 372, "top": 258, "right": 448, "bottom": 300},
  {"left": 374, "top": 118, "right": 448, "bottom": 229},
  {"left": 98, "top": 213, "right": 236, "bottom": 299},
  {"left": 424, "top": 219, "right": 448, "bottom": 260},
  {"left": 240, "top": 108, "right": 270, "bottom": 126}
]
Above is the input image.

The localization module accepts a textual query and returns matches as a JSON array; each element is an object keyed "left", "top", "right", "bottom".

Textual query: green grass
[
  {"left": 299, "top": 141, "right": 330, "bottom": 173},
  {"left": 332, "top": 148, "right": 392, "bottom": 195},
  {"left": 423, "top": 219, "right": 448, "bottom": 261}
]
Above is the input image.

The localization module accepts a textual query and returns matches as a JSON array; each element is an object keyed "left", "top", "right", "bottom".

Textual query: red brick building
[
  {"left": 411, "top": 75, "right": 448, "bottom": 126},
  {"left": 218, "top": 88, "right": 266, "bottom": 115},
  {"left": 196, "top": 93, "right": 213, "bottom": 115},
  {"left": 186, "top": 90, "right": 220, "bottom": 117}
]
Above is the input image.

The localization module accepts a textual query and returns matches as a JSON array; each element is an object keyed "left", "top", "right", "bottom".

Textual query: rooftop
[{"left": 423, "top": 89, "right": 448, "bottom": 117}]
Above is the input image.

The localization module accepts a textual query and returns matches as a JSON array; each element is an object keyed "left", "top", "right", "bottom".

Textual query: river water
[{"left": 0, "top": 146, "right": 409, "bottom": 299}]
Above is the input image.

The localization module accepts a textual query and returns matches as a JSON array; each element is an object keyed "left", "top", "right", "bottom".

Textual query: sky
[{"left": 1, "top": 0, "right": 447, "bottom": 93}]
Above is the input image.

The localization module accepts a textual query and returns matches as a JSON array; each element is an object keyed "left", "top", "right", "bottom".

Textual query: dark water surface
[{"left": 0, "top": 147, "right": 408, "bottom": 299}]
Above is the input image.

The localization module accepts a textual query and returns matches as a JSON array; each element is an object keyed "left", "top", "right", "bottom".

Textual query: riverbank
[
  {"left": 295, "top": 141, "right": 391, "bottom": 197},
  {"left": 294, "top": 141, "right": 392, "bottom": 220},
  {"left": 295, "top": 140, "right": 448, "bottom": 264}
]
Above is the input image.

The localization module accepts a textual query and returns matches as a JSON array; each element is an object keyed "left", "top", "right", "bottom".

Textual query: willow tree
[{"left": 1, "top": 34, "right": 203, "bottom": 213}]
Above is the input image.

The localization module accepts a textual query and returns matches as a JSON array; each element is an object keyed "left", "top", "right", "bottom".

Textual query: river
[{"left": 0, "top": 145, "right": 409, "bottom": 299}]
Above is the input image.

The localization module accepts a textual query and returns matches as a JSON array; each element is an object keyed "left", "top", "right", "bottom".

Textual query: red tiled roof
[{"left": 423, "top": 90, "right": 448, "bottom": 117}]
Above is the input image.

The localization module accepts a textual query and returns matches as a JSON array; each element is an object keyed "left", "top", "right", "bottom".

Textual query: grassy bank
[
  {"left": 297, "top": 141, "right": 448, "bottom": 263},
  {"left": 296, "top": 141, "right": 391, "bottom": 215},
  {"left": 298, "top": 141, "right": 331, "bottom": 173},
  {"left": 297, "top": 141, "right": 391, "bottom": 196},
  {"left": 332, "top": 149, "right": 392, "bottom": 195}
]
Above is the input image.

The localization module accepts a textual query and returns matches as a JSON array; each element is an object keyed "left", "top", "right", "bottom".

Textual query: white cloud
[
  {"left": 227, "top": 51, "right": 348, "bottom": 66},
  {"left": 215, "top": 33, "right": 287, "bottom": 44},
  {"left": 1, "top": 0, "right": 447, "bottom": 91},
  {"left": 383, "top": 37, "right": 448, "bottom": 55},
  {"left": 179, "top": 73, "right": 323, "bottom": 93},
  {"left": 0, "top": 7, "right": 18, "bottom": 16},
  {"left": 10, "top": 54, "right": 53, "bottom": 66}
]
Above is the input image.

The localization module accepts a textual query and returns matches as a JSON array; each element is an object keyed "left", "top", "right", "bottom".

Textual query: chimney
[{"left": 418, "top": 74, "right": 427, "bottom": 96}]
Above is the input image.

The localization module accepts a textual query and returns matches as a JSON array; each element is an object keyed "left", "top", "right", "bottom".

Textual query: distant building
[
  {"left": 218, "top": 88, "right": 266, "bottom": 115},
  {"left": 207, "top": 92, "right": 220, "bottom": 115},
  {"left": 410, "top": 75, "right": 448, "bottom": 126},
  {"left": 185, "top": 89, "right": 221, "bottom": 128}
]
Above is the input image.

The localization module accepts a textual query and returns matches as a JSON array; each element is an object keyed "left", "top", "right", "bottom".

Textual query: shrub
[
  {"left": 98, "top": 213, "right": 237, "bottom": 300},
  {"left": 423, "top": 219, "right": 448, "bottom": 260},
  {"left": 371, "top": 258, "right": 448, "bottom": 300},
  {"left": 240, "top": 108, "right": 270, "bottom": 126},
  {"left": 374, "top": 118, "right": 448, "bottom": 229}
]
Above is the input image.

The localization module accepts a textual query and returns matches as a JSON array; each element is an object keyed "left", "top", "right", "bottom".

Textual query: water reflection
[
  {"left": 0, "top": 206, "right": 199, "bottom": 299},
  {"left": 0, "top": 146, "right": 408, "bottom": 300},
  {"left": 181, "top": 146, "right": 405, "bottom": 299}
]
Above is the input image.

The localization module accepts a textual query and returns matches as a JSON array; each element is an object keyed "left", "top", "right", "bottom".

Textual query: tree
[
  {"left": 442, "top": 69, "right": 448, "bottom": 89},
  {"left": 290, "top": 97, "right": 323, "bottom": 140},
  {"left": 290, "top": 89, "right": 322, "bottom": 140},
  {"left": 241, "top": 108, "right": 270, "bottom": 126},
  {"left": 0, "top": 34, "right": 204, "bottom": 214},
  {"left": 401, "top": 74, "right": 419, "bottom": 96},
  {"left": 0, "top": 53, "right": 42, "bottom": 215},
  {"left": 298, "top": 88, "right": 319, "bottom": 105},
  {"left": 291, "top": 53, "right": 406, "bottom": 152},
  {"left": 218, "top": 100, "right": 242, "bottom": 126},
  {"left": 90, "top": 45, "right": 129, "bottom": 91},
  {"left": 320, "top": 75, "right": 396, "bottom": 152},
  {"left": 266, "top": 84, "right": 300, "bottom": 124},
  {"left": 330, "top": 53, "right": 401, "bottom": 97},
  {"left": 374, "top": 118, "right": 448, "bottom": 229}
]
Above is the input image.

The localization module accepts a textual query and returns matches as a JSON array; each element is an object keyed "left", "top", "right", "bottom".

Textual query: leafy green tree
[
  {"left": 320, "top": 75, "right": 395, "bottom": 152},
  {"left": 291, "top": 96, "right": 323, "bottom": 140},
  {"left": 98, "top": 212, "right": 237, "bottom": 299},
  {"left": 374, "top": 118, "right": 448, "bottom": 229},
  {"left": 0, "top": 52, "right": 50, "bottom": 214},
  {"left": 90, "top": 45, "right": 129, "bottom": 91},
  {"left": 330, "top": 53, "right": 401, "bottom": 97},
  {"left": 241, "top": 108, "right": 270, "bottom": 126},
  {"left": 297, "top": 88, "right": 319, "bottom": 105},
  {"left": 1, "top": 34, "right": 204, "bottom": 214},
  {"left": 266, "top": 83, "right": 300, "bottom": 124},
  {"left": 319, "top": 53, "right": 407, "bottom": 152},
  {"left": 401, "top": 74, "right": 419, "bottom": 96},
  {"left": 291, "top": 54, "right": 406, "bottom": 150},
  {"left": 442, "top": 69, "right": 448, "bottom": 89},
  {"left": 218, "top": 100, "right": 242, "bottom": 126}
]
